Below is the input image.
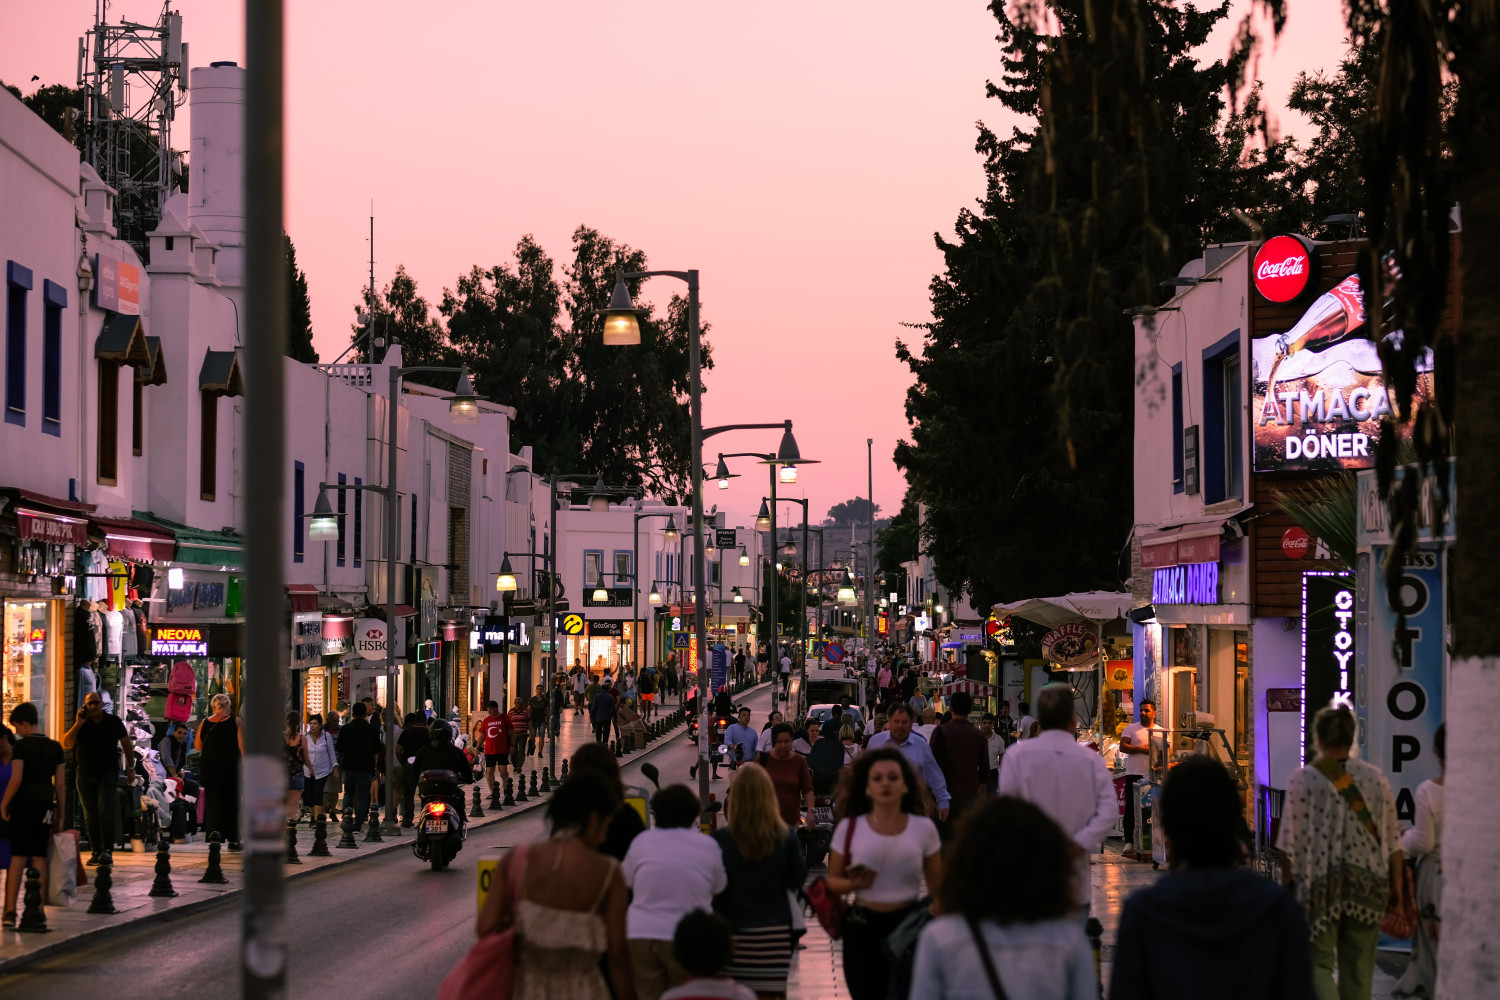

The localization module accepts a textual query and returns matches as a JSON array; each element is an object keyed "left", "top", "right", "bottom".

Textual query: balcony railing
[{"left": 315, "top": 363, "right": 375, "bottom": 389}]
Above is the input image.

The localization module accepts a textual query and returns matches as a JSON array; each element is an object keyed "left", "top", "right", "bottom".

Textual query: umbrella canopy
[{"left": 991, "top": 591, "right": 1132, "bottom": 629}]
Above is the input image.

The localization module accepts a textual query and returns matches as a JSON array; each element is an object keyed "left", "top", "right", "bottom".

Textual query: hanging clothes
[
  {"left": 104, "top": 609, "right": 124, "bottom": 657},
  {"left": 73, "top": 601, "right": 100, "bottom": 663},
  {"left": 109, "top": 560, "right": 128, "bottom": 610},
  {"left": 120, "top": 605, "right": 139, "bottom": 658}
]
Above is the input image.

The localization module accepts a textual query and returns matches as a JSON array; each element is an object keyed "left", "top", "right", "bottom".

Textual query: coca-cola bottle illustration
[{"left": 1273, "top": 274, "right": 1366, "bottom": 356}]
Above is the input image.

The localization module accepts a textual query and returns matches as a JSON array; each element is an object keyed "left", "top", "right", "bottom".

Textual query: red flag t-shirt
[{"left": 482, "top": 714, "right": 511, "bottom": 755}]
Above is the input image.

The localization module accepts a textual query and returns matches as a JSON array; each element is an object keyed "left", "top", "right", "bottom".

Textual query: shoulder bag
[
  {"left": 438, "top": 843, "right": 529, "bottom": 1000},
  {"left": 1313, "top": 757, "right": 1416, "bottom": 938},
  {"left": 801, "top": 816, "right": 857, "bottom": 939},
  {"left": 968, "top": 917, "right": 1009, "bottom": 1000}
]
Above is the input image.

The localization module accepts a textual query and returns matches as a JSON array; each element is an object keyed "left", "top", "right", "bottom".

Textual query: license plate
[{"left": 423, "top": 818, "right": 448, "bottom": 834}]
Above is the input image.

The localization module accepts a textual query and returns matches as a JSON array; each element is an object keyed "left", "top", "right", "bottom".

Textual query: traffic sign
[
  {"left": 673, "top": 632, "right": 691, "bottom": 650},
  {"left": 825, "top": 642, "right": 846, "bottom": 664},
  {"left": 812, "top": 640, "right": 827, "bottom": 656}
]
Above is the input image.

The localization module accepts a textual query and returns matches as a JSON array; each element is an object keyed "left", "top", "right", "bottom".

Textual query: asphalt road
[{"left": 0, "top": 685, "right": 778, "bottom": 1000}]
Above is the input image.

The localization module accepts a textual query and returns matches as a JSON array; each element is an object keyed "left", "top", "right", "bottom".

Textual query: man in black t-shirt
[
  {"left": 61, "top": 692, "right": 132, "bottom": 863},
  {"left": 3, "top": 702, "right": 66, "bottom": 918}
]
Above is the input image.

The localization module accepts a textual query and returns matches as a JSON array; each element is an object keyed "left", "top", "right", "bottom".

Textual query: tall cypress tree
[
  {"left": 896, "top": 0, "right": 1299, "bottom": 607},
  {"left": 284, "top": 232, "right": 317, "bottom": 363}
]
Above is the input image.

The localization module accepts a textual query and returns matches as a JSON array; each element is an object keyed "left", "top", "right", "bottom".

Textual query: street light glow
[
  {"left": 446, "top": 367, "right": 481, "bottom": 424},
  {"left": 600, "top": 273, "right": 645, "bottom": 345},
  {"left": 732, "top": 587, "right": 744, "bottom": 603},
  {"left": 755, "top": 500, "right": 771, "bottom": 531},
  {"left": 739, "top": 545, "right": 749, "bottom": 566},
  {"left": 496, "top": 555, "right": 517, "bottom": 592},
  {"left": 307, "top": 488, "right": 340, "bottom": 541},
  {"left": 779, "top": 463, "right": 798, "bottom": 483}
]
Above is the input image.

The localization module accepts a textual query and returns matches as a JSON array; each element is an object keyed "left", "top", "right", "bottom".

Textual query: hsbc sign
[
  {"left": 1252, "top": 234, "right": 1319, "bottom": 304},
  {"left": 354, "top": 618, "right": 389, "bottom": 661}
]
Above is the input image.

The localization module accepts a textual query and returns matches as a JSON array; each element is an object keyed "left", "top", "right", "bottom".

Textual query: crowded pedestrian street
[{"left": 3, "top": 2, "right": 1498, "bottom": 999}]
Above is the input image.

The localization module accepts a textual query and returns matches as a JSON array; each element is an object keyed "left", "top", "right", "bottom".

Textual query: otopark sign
[{"left": 825, "top": 642, "right": 846, "bottom": 664}]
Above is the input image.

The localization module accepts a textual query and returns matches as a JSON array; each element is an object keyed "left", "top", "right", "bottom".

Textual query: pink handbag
[{"left": 437, "top": 844, "right": 528, "bottom": 1000}]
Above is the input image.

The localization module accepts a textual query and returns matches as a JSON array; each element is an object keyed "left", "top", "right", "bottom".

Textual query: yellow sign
[
  {"left": 561, "top": 613, "right": 585, "bottom": 635},
  {"left": 624, "top": 784, "right": 649, "bottom": 827},
  {"left": 477, "top": 853, "right": 503, "bottom": 912}
]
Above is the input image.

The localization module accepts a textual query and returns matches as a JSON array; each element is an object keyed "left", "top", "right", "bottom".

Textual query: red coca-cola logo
[
  {"left": 1253, "top": 235, "right": 1318, "bottom": 303},
  {"left": 1281, "top": 526, "right": 1311, "bottom": 559}
]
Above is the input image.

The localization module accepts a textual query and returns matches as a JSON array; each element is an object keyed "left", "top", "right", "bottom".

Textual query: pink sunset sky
[{"left": 3, "top": 1, "right": 1348, "bottom": 527}]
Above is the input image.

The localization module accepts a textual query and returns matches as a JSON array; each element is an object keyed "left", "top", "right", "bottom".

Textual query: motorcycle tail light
[{"left": 428, "top": 802, "right": 446, "bottom": 815}]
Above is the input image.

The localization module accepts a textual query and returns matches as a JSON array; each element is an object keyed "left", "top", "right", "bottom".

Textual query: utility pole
[
  {"left": 867, "top": 438, "right": 875, "bottom": 665},
  {"left": 242, "top": 1, "right": 288, "bottom": 996}
]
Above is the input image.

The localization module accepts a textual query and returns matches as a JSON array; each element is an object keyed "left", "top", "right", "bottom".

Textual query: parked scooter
[{"left": 412, "top": 769, "right": 466, "bottom": 871}]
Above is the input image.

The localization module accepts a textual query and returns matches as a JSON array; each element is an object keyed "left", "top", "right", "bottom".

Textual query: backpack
[{"left": 164, "top": 660, "right": 198, "bottom": 722}]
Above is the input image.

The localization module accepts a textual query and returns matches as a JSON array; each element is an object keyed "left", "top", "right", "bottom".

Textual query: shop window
[
  {"left": 584, "top": 550, "right": 603, "bottom": 588},
  {"left": 97, "top": 360, "right": 119, "bottom": 484},
  {"left": 3, "top": 600, "right": 54, "bottom": 730},
  {"left": 201, "top": 392, "right": 219, "bottom": 500},
  {"left": 1234, "top": 634, "right": 1250, "bottom": 764},
  {"left": 1200, "top": 333, "right": 1242, "bottom": 504},
  {"left": 131, "top": 379, "right": 143, "bottom": 455},
  {"left": 42, "top": 284, "right": 63, "bottom": 437},
  {"left": 353, "top": 476, "right": 363, "bottom": 567},
  {"left": 1170, "top": 363, "right": 1183, "bottom": 494},
  {"left": 293, "top": 460, "right": 305, "bottom": 563},
  {"left": 336, "top": 473, "right": 347, "bottom": 566},
  {"left": 5, "top": 261, "right": 30, "bottom": 426}
]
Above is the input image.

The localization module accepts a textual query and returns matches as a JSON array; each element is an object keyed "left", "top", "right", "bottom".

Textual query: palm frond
[{"left": 1272, "top": 472, "right": 1358, "bottom": 572}]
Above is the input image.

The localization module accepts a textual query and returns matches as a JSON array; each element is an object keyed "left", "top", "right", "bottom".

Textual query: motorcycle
[{"left": 412, "top": 769, "right": 466, "bottom": 871}]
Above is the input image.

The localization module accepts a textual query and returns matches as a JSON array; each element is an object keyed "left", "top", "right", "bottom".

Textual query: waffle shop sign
[{"left": 1151, "top": 562, "right": 1220, "bottom": 605}]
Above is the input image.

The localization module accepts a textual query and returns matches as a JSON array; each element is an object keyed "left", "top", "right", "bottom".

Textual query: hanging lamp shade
[
  {"left": 446, "top": 366, "right": 481, "bottom": 423},
  {"left": 306, "top": 488, "right": 341, "bottom": 541},
  {"left": 755, "top": 500, "right": 771, "bottom": 531},
  {"left": 496, "top": 555, "right": 518, "bottom": 592},
  {"left": 738, "top": 545, "right": 749, "bottom": 567},
  {"left": 599, "top": 272, "right": 647, "bottom": 346}
]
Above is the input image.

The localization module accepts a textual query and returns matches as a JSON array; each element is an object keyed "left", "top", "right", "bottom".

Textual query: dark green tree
[
  {"left": 895, "top": 0, "right": 1301, "bottom": 609},
  {"left": 284, "top": 232, "right": 317, "bottom": 363},
  {"left": 875, "top": 490, "right": 919, "bottom": 600},
  {"left": 443, "top": 234, "right": 566, "bottom": 469},
  {"left": 352, "top": 266, "right": 455, "bottom": 382},
  {"left": 825, "top": 497, "right": 880, "bottom": 526}
]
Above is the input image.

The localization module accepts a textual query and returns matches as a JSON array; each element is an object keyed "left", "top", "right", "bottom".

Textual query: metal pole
[
  {"left": 816, "top": 531, "right": 825, "bottom": 669},
  {"left": 548, "top": 476, "right": 558, "bottom": 783},
  {"left": 383, "top": 366, "right": 400, "bottom": 833},
  {"left": 800, "top": 501, "right": 808, "bottom": 696},
  {"left": 634, "top": 515, "right": 641, "bottom": 680},
  {"left": 867, "top": 438, "right": 875, "bottom": 667},
  {"left": 242, "top": 0, "right": 288, "bottom": 993},
  {"left": 686, "top": 273, "right": 713, "bottom": 817},
  {"left": 769, "top": 463, "right": 778, "bottom": 713}
]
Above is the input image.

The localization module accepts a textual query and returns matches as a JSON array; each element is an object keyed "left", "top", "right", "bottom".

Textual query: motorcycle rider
[
  {"left": 724, "top": 707, "right": 758, "bottom": 770},
  {"left": 413, "top": 721, "right": 473, "bottom": 791}
]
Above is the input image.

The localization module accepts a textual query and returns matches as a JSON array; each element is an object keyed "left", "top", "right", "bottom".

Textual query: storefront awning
[
  {"left": 95, "top": 312, "right": 150, "bottom": 365},
  {"left": 131, "top": 510, "right": 244, "bottom": 569},
  {"left": 1139, "top": 518, "right": 1225, "bottom": 569},
  {"left": 991, "top": 591, "right": 1132, "bottom": 629},
  {"left": 287, "top": 583, "right": 319, "bottom": 613},
  {"left": 2, "top": 486, "right": 95, "bottom": 545},
  {"left": 90, "top": 515, "right": 176, "bottom": 563},
  {"left": 199, "top": 350, "right": 244, "bottom": 397}
]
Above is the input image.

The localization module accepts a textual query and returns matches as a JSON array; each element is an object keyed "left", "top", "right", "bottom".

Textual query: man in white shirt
[
  {"left": 1014, "top": 700, "right": 1036, "bottom": 740},
  {"left": 997, "top": 684, "right": 1118, "bottom": 915},
  {"left": 757, "top": 710, "right": 784, "bottom": 753},
  {"left": 778, "top": 652, "right": 792, "bottom": 699},
  {"left": 1116, "top": 699, "right": 1158, "bottom": 856},
  {"left": 622, "top": 785, "right": 729, "bottom": 1000},
  {"left": 980, "top": 712, "right": 1005, "bottom": 793}
]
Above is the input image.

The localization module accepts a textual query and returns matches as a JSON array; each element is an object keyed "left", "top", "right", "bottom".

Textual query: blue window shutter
[{"left": 294, "top": 461, "right": 305, "bottom": 562}]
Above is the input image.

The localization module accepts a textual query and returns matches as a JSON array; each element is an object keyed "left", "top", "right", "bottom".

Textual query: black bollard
[
  {"left": 200, "top": 832, "right": 229, "bottom": 883},
  {"left": 488, "top": 780, "right": 502, "bottom": 809},
  {"left": 88, "top": 860, "right": 118, "bottom": 914},
  {"left": 515, "top": 773, "right": 529, "bottom": 803},
  {"left": 541, "top": 765, "right": 553, "bottom": 790},
  {"left": 1086, "top": 916, "right": 1104, "bottom": 991},
  {"left": 560, "top": 759, "right": 570, "bottom": 781},
  {"left": 17, "top": 866, "right": 48, "bottom": 933},
  {"left": 148, "top": 839, "right": 177, "bottom": 898},
  {"left": 365, "top": 813, "right": 384, "bottom": 843},
  {"left": 471, "top": 784, "right": 485, "bottom": 818},
  {"left": 611, "top": 739, "right": 620, "bottom": 758},
  {"left": 336, "top": 809, "right": 359, "bottom": 849},
  {"left": 309, "top": 814, "right": 331, "bottom": 857},
  {"left": 286, "top": 818, "right": 302, "bottom": 865},
  {"left": 528, "top": 771, "right": 540, "bottom": 798},
  {"left": 503, "top": 776, "right": 515, "bottom": 806}
]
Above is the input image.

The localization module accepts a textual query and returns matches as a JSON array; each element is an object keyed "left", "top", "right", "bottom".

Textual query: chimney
[{"left": 186, "top": 63, "right": 245, "bottom": 304}]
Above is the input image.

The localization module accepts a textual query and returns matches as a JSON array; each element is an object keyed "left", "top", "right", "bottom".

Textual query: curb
[{"left": 0, "top": 681, "right": 769, "bottom": 975}]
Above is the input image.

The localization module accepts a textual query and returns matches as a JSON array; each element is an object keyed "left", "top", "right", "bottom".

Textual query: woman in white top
[
  {"left": 839, "top": 725, "right": 862, "bottom": 765},
  {"left": 826, "top": 748, "right": 942, "bottom": 1000},
  {"left": 1395, "top": 723, "right": 1445, "bottom": 999},
  {"left": 911, "top": 797, "right": 1095, "bottom": 1000}
]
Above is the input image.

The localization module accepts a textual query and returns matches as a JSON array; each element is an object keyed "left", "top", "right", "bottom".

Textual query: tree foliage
[
  {"left": 825, "top": 497, "right": 880, "bottom": 526},
  {"left": 284, "top": 232, "right": 317, "bottom": 363},
  {"left": 897, "top": 0, "right": 1303, "bottom": 608}
]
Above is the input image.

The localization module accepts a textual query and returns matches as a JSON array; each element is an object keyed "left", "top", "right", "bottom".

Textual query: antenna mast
[{"left": 80, "top": 0, "right": 188, "bottom": 258}]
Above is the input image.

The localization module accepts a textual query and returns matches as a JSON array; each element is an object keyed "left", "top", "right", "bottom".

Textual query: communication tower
[{"left": 78, "top": 1, "right": 188, "bottom": 258}]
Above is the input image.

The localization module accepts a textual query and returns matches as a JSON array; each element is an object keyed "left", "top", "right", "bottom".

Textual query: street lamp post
[
  {"left": 769, "top": 496, "right": 811, "bottom": 696},
  {"left": 601, "top": 271, "right": 813, "bottom": 815},
  {"left": 382, "top": 363, "right": 481, "bottom": 833}
]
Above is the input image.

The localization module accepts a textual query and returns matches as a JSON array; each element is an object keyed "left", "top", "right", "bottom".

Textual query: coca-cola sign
[
  {"left": 1253, "top": 234, "right": 1318, "bottom": 303},
  {"left": 1281, "top": 526, "right": 1312, "bottom": 559}
]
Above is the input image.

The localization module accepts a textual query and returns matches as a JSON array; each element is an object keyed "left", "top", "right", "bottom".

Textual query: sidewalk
[{"left": 0, "top": 687, "right": 743, "bottom": 973}]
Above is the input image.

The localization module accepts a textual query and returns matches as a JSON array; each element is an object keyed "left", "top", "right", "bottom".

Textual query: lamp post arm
[
  {"left": 391, "top": 365, "right": 467, "bottom": 378},
  {"left": 702, "top": 421, "right": 791, "bottom": 441}
]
